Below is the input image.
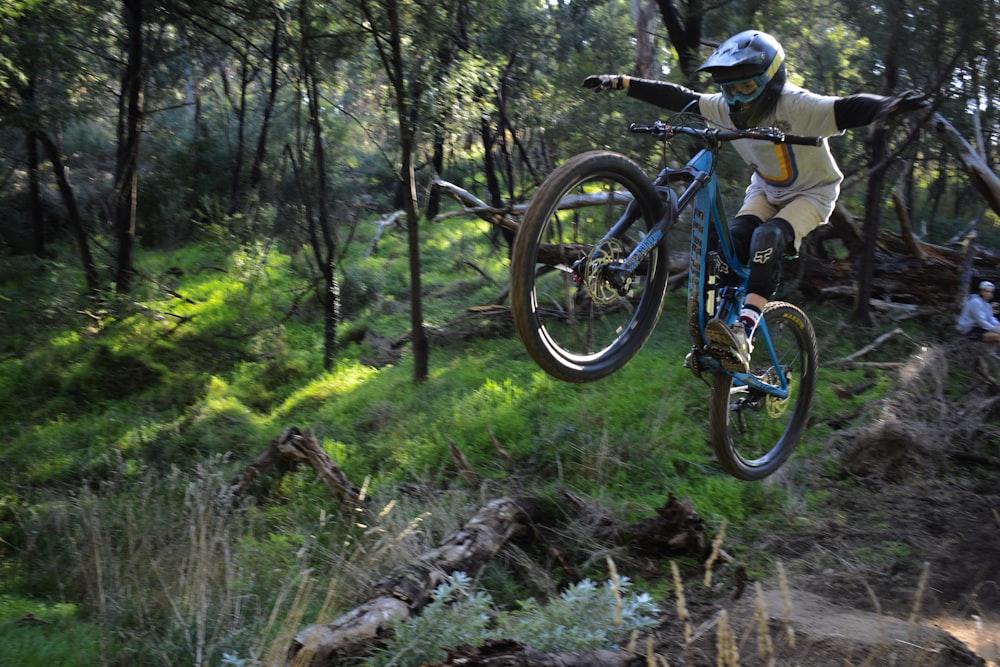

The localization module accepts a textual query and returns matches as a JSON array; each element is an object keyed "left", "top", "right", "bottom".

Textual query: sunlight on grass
[
  {"left": 0, "top": 596, "right": 105, "bottom": 666},
  {"left": 0, "top": 595, "right": 78, "bottom": 622},
  {"left": 445, "top": 376, "right": 534, "bottom": 460},
  {"left": 48, "top": 329, "right": 83, "bottom": 351},
  {"left": 0, "top": 211, "right": 966, "bottom": 667},
  {"left": 275, "top": 360, "right": 381, "bottom": 416},
  {"left": 196, "top": 377, "right": 268, "bottom": 428},
  {"left": 685, "top": 476, "right": 749, "bottom": 523},
  {"left": 114, "top": 416, "right": 185, "bottom": 459}
]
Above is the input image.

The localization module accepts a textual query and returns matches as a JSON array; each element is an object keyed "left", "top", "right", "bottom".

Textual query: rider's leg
[
  {"left": 738, "top": 195, "right": 825, "bottom": 328},
  {"left": 740, "top": 217, "right": 796, "bottom": 331},
  {"left": 716, "top": 214, "right": 760, "bottom": 287},
  {"left": 706, "top": 214, "right": 762, "bottom": 372},
  {"left": 706, "top": 217, "right": 792, "bottom": 372},
  {"left": 706, "top": 197, "right": 823, "bottom": 372}
]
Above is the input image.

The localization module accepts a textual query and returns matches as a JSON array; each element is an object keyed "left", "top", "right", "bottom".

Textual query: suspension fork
[{"left": 596, "top": 188, "right": 677, "bottom": 292}]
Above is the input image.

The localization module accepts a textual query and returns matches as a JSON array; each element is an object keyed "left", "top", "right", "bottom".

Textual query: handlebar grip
[{"left": 781, "top": 135, "right": 823, "bottom": 146}]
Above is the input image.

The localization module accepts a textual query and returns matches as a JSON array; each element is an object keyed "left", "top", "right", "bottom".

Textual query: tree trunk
[
  {"left": 301, "top": 0, "right": 339, "bottom": 370},
  {"left": 633, "top": 0, "right": 657, "bottom": 79},
  {"left": 480, "top": 117, "right": 514, "bottom": 251},
  {"left": 227, "top": 53, "right": 250, "bottom": 217},
  {"left": 113, "top": 0, "right": 144, "bottom": 294},
  {"left": 654, "top": 0, "right": 703, "bottom": 81},
  {"left": 958, "top": 228, "right": 979, "bottom": 306},
  {"left": 38, "top": 133, "right": 100, "bottom": 294},
  {"left": 28, "top": 131, "right": 48, "bottom": 259},
  {"left": 229, "top": 427, "right": 366, "bottom": 508},
  {"left": 249, "top": 15, "right": 282, "bottom": 194},
  {"left": 892, "top": 190, "right": 926, "bottom": 262},
  {"left": 853, "top": 121, "right": 890, "bottom": 325},
  {"left": 402, "top": 131, "right": 428, "bottom": 381},
  {"left": 881, "top": 0, "right": 904, "bottom": 93},
  {"left": 426, "top": 129, "right": 446, "bottom": 220},
  {"left": 851, "top": 0, "right": 901, "bottom": 322},
  {"left": 496, "top": 50, "right": 538, "bottom": 188},
  {"left": 377, "top": 0, "right": 428, "bottom": 381},
  {"left": 481, "top": 118, "right": 502, "bottom": 209}
]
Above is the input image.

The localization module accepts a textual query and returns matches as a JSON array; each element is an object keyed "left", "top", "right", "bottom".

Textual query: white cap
[{"left": 980, "top": 280, "right": 995, "bottom": 290}]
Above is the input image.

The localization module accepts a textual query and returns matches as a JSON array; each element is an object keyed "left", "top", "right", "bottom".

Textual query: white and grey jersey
[{"left": 698, "top": 84, "right": 844, "bottom": 222}]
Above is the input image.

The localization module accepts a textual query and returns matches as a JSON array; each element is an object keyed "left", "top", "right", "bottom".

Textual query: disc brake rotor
[
  {"left": 765, "top": 366, "right": 792, "bottom": 418},
  {"left": 583, "top": 239, "right": 631, "bottom": 304}
]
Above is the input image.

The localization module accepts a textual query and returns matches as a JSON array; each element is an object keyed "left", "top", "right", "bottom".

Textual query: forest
[{"left": 2, "top": 0, "right": 1000, "bottom": 665}]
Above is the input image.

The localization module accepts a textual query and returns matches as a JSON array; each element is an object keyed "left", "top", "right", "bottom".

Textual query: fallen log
[
  {"left": 273, "top": 435, "right": 716, "bottom": 667},
  {"left": 892, "top": 190, "right": 926, "bottom": 261},
  {"left": 229, "top": 427, "right": 367, "bottom": 510},
  {"left": 366, "top": 211, "right": 404, "bottom": 257},
  {"left": 431, "top": 178, "right": 523, "bottom": 235},
  {"left": 286, "top": 496, "right": 540, "bottom": 667},
  {"left": 798, "top": 231, "right": 1000, "bottom": 309}
]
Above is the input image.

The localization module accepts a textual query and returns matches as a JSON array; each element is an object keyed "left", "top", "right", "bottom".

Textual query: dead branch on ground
[
  {"left": 826, "top": 327, "right": 910, "bottom": 367},
  {"left": 286, "top": 496, "right": 540, "bottom": 666},
  {"left": 229, "top": 427, "right": 368, "bottom": 510},
  {"left": 230, "top": 425, "right": 719, "bottom": 666},
  {"left": 431, "top": 178, "right": 523, "bottom": 235}
]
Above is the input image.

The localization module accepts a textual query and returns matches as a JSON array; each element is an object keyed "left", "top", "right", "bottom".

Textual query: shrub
[{"left": 364, "top": 570, "right": 660, "bottom": 667}]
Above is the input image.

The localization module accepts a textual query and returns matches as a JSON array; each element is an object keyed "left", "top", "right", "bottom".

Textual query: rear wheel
[
  {"left": 709, "top": 302, "right": 818, "bottom": 480},
  {"left": 510, "top": 151, "right": 670, "bottom": 382}
]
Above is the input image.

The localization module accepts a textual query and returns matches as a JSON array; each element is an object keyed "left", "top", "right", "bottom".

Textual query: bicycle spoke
[
  {"left": 710, "top": 302, "right": 817, "bottom": 480},
  {"left": 511, "top": 151, "right": 670, "bottom": 382}
]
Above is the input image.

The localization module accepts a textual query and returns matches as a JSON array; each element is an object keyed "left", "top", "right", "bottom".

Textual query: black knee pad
[
  {"left": 715, "top": 215, "right": 761, "bottom": 287},
  {"left": 728, "top": 215, "right": 761, "bottom": 265},
  {"left": 746, "top": 218, "right": 794, "bottom": 296}
]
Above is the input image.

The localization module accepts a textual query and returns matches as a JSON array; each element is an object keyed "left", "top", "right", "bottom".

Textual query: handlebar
[{"left": 629, "top": 121, "right": 822, "bottom": 147}]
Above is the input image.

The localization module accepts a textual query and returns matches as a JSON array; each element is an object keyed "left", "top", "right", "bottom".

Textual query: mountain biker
[
  {"left": 584, "top": 30, "right": 926, "bottom": 373},
  {"left": 957, "top": 280, "right": 1000, "bottom": 349}
]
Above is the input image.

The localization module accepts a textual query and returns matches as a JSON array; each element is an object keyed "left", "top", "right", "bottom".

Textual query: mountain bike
[{"left": 509, "top": 113, "right": 819, "bottom": 480}]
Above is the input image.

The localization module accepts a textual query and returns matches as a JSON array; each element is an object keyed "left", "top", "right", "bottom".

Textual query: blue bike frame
[{"left": 603, "top": 145, "right": 791, "bottom": 400}]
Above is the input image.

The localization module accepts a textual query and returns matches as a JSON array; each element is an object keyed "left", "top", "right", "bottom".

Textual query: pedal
[{"left": 684, "top": 349, "right": 702, "bottom": 377}]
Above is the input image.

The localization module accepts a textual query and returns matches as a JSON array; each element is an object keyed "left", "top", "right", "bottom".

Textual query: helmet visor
[{"left": 719, "top": 75, "right": 765, "bottom": 105}]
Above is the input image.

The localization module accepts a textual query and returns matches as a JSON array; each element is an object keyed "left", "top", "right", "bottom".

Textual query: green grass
[
  {"left": 0, "top": 208, "right": 946, "bottom": 665},
  {"left": 0, "top": 596, "right": 105, "bottom": 667}
]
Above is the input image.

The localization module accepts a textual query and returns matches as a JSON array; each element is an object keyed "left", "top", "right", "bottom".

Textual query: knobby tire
[
  {"left": 510, "top": 151, "right": 670, "bottom": 383},
  {"left": 709, "top": 302, "right": 818, "bottom": 480}
]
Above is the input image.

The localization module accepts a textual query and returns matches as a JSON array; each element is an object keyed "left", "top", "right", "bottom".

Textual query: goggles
[{"left": 718, "top": 75, "right": 766, "bottom": 105}]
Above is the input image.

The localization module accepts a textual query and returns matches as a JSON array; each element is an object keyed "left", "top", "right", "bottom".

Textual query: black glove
[
  {"left": 582, "top": 74, "right": 628, "bottom": 92},
  {"left": 880, "top": 89, "right": 930, "bottom": 119}
]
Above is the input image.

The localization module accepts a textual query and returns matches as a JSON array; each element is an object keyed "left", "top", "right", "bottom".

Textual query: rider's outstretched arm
[
  {"left": 583, "top": 75, "right": 702, "bottom": 112},
  {"left": 835, "top": 91, "right": 930, "bottom": 129}
]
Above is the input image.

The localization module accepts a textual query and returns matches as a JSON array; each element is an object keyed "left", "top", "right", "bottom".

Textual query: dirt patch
[{"left": 715, "top": 341, "right": 1000, "bottom": 666}]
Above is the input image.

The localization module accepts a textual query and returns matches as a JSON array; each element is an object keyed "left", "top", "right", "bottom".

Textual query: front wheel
[
  {"left": 510, "top": 151, "right": 670, "bottom": 383},
  {"left": 709, "top": 302, "right": 818, "bottom": 480}
]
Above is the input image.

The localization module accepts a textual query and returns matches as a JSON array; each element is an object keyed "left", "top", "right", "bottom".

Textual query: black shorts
[{"left": 963, "top": 326, "right": 987, "bottom": 341}]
